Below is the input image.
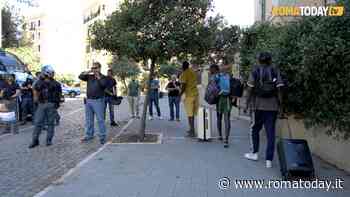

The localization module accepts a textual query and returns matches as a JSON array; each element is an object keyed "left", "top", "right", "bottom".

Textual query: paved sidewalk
[
  {"left": 37, "top": 99, "right": 350, "bottom": 197},
  {"left": 0, "top": 98, "right": 131, "bottom": 197}
]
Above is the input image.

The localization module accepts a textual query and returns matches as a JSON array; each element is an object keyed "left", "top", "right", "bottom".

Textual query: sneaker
[
  {"left": 149, "top": 116, "right": 153, "bottom": 120},
  {"left": 29, "top": 141, "right": 39, "bottom": 149},
  {"left": 244, "top": 153, "right": 259, "bottom": 161},
  {"left": 46, "top": 141, "right": 53, "bottom": 146},
  {"left": 158, "top": 116, "right": 163, "bottom": 120},
  {"left": 81, "top": 136, "right": 94, "bottom": 143},
  {"left": 168, "top": 118, "right": 174, "bottom": 121},
  {"left": 111, "top": 121, "right": 118, "bottom": 127},
  {"left": 176, "top": 118, "right": 180, "bottom": 122},
  {"left": 266, "top": 160, "right": 272, "bottom": 168},
  {"left": 100, "top": 138, "right": 106, "bottom": 145},
  {"left": 223, "top": 140, "right": 229, "bottom": 148},
  {"left": 185, "top": 131, "right": 195, "bottom": 138}
]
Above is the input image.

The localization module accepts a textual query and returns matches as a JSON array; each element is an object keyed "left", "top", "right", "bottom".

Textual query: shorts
[{"left": 184, "top": 96, "right": 199, "bottom": 117}]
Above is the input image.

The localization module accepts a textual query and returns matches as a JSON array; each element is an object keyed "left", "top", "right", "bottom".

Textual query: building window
[
  {"left": 32, "top": 33, "right": 35, "bottom": 40},
  {"left": 38, "top": 45, "right": 41, "bottom": 52},
  {"left": 38, "top": 32, "right": 41, "bottom": 39},
  {"left": 38, "top": 20, "right": 41, "bottom": 27}
]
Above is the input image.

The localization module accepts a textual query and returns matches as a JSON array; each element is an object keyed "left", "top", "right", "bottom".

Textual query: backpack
[
  {"left": 218, "top": 73, "right": 231, "bottom": 96},
  {"left": 204, "top": 76, "right": 220, "bottom": 105},
  {"left": 230, "top": 77, "right": 244, "bottom": 98},
  {"left": 253, "top": 65, "right": 278, "bottom": 98}
]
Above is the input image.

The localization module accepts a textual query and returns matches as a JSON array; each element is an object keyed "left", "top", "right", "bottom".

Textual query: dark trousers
[
  {"left": 250, "top": 110, "right": 278, "bottom": 161},
  {"left": 21, "top": 98, "right": 33, "bottom": 121},
  {"left": 104, "top": 96, "right": 115, "bottom": 122},
  {"left": 32, "top": 102, "right": 57, "bottom": 144},
  {"left": 168, "top": 96, "right": 180, "bottom": 120},
  {"left": 149, "top": 96, "right": 161, "bottom": 117},
  {"left": 217, "top": 111, "right": 231, "bottom": 140}
]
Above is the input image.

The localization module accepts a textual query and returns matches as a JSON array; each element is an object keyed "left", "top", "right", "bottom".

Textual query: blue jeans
[
  {"left": 149, "top": 92, "right": 161, "bottom": 117},
  {"left": 21, "top": 98, "right": 33, "bottom": 120},
  {"left": 32, "top": 102, "right": 56, "bottom": 143},
  {"left": 85, "top": 98, "right": 107, "bottom": 140},
  {"left": 250, "top": 110, "right": 278, "bottom": 161},
  {"left": 104, "top": 96, "right": 115, "bottom": 122},
  {"left": 168, "top": 96, "right": 180, "bottom": 120}
]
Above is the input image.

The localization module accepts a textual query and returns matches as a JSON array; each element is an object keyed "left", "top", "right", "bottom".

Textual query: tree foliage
[
  {"left": 110, "top": 55, "right": 141, "bottom": 94},
  {"left": 1, "top": 6, "right": 18, "bottom": 48},
  {"left": 239, "top": 1, "right": 350, "bottom": 139},
  {"left": 158, "top": 63, "right": 180, "bottom": 79},
  {"left": 90, "top": 0, "right": 216, "bottom": 139},
  {"left": 6, "top": 46, "right": 40, "bottom": 72}
]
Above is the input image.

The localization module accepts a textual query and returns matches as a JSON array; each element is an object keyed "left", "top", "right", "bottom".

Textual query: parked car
[{"left": 61, "top": 83, "right": 81, "bottom": 98}]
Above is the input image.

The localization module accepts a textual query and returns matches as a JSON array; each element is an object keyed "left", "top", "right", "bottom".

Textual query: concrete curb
[{"left": 33, "top": 118, "right": 135, "bottom": 197}]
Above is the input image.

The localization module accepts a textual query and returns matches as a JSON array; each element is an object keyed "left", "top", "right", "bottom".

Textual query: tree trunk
[
  {"left": 138, "top": 58, "right": 156, "bottom": 140},
  {"left": 122, "top": 78, "right": 128, "bottom": 95}
]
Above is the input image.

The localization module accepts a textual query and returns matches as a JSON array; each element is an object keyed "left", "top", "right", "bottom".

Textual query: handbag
[{"left": 110, "top": 96, "right": 123, "bottom": 105}]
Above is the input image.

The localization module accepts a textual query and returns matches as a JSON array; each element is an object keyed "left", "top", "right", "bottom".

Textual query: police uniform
[{"left": 29, "top": 78, "right": 62, "bottom": 147}]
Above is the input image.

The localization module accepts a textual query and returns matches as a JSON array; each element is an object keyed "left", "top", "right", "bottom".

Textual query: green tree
[
  {"left": 111, "top": 56, "right": 141, "bottom": 95},
  {"left": 239, "top": 0, "right": 350, "bottom": 139},
  {"left": 6, "top": 46, "right": 40, "bottom": 72},
  {"left": 158, "top": 63, "right": 180, "bottom": 79},
  {"left": 1, "top": 6, "right": 18, "bottom": 48},
  {"left": 90, "top": 0, "right": 216, "bottom": 139}
]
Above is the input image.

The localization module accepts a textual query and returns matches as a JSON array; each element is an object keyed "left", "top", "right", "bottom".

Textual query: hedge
[{"left": 239, "top": 1, "right": 350, "bottom": 139}]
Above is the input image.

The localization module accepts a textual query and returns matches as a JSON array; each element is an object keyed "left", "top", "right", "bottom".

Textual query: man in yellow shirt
[{"left": 179, "top": 61, "right": 199, "bottom": 137}]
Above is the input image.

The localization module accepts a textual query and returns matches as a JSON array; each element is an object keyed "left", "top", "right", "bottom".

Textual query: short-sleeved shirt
[
  {"left": 247, "top": 65, "right": 284, "bottom": 111},
  {"left": 34, "top": 79, "right": 62, "bottom": 103},
  {"left": 166, "top": 81, "right": 181, "bottom": 97},
  {"left": 180, "top": 68, "right": 198, "bottom": 97},
  {"left": 128, "top": 80, "right": 139, "bottom": 97},
  {"left": 105, "top": 76, "right": 117, "bottom": 96},
  {"left": 149, "top": 79, "right": 159, "bottom": 96},
  {"left": 3, "top": 82, "right": 20, "bottom": 99}
]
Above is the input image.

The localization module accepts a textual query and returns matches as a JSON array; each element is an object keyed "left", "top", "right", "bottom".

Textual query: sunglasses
[{"left": 91, "top": 67, "right": 99, "bottom": 70}]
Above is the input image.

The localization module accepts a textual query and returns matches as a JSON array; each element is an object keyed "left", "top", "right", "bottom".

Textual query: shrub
[{"left": 240, "top": 1, "right": 350, "bottom": 139}]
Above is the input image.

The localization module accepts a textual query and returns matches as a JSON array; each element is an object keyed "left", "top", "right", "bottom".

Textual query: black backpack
[
  {"left": 253, "top": 65, "right": 278, "bottom": 98},
  {"left": 230, "top": 77, "right": 243, "bottom": 98}
]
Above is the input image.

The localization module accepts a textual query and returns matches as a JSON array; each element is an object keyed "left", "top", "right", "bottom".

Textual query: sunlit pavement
[{"left": 0, "top": 98, "right": 131, "bottom": 197}]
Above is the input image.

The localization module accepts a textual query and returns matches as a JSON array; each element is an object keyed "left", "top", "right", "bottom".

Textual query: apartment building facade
[{"left": 83, "top": 0, "right": 119, "bottom": 73}]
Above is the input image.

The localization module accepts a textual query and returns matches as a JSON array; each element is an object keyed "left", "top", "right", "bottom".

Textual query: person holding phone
[{"left": 79, "top": 62, "right": 108, "bottom": 145}]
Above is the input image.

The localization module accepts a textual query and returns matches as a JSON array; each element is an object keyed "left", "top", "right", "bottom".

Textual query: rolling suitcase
[
  {"left": 277, "top": 118, "right": 315, "bottom": 180},
  {"left": 197, "top": 106, "right": 212, "bottom": 141}
]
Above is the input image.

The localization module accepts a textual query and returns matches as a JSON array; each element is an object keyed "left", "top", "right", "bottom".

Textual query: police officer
[{"left": 29, "top": 65, "right": 62, "bottom": 148}]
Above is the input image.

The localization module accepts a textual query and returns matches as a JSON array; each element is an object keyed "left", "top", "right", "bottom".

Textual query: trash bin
[{"left": 0, "top": 99, "right": 19, "bottom": 134}]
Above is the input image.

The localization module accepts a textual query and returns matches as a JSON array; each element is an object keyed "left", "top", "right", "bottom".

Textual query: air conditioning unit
[{"left": 197, "top": 106, "right": 213, "bottom": 141}]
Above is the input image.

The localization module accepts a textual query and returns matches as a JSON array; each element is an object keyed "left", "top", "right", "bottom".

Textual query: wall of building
[
  {"left": 26, "top": 1, "right": 85, "bottom": 79},
  {"left": 277, "top": 117, "right": 350, "bottom": 173}
]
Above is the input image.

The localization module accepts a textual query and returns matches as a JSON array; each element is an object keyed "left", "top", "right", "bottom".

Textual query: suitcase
[
  {"left": 277, "top": 118, "right": 315, "bottom": 180},
  {"left": 197, "top": 106, "right": 212, "bottom": 141}
]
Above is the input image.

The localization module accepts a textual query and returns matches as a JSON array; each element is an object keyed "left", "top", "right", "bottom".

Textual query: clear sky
[{"left": 211, "top": 0, "right": 255, "bottom": 27}]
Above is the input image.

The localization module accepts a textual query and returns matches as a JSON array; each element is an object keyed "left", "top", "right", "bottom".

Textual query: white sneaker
[
  {"left": 158, "top": 116, "right": 163, "bottom": 120},
  {"left": 244, "top": 153, "right": 258, "bottom": 161},
  {"left": 266, "top": 160, "right": 272, "bottom": 168},
  {"left": 149, "top": 116, "right": 153, "bottom": 120}
]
